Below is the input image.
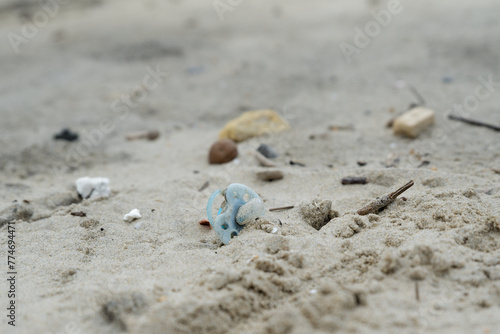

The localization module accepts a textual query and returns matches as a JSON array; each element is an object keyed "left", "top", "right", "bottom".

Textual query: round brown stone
[{"left": 209, "top": 139, "right": 238, "bottom": 164}]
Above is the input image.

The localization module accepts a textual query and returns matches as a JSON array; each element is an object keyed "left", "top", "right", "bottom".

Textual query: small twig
[
  {"left": 71, "top": 211, "right": 87, "bottom": 217},
  {"left": 415, "top": 281, "right": 420, "bottom": 302},
  {"left": 357, "top": 180, "right": 414, "bottom": 215},
  {"left": 448, "top": 115, "right": 500, "bottom": 132},
  {"left": 408, "top": 85, "right": 426, "bottom": 106},
  {"left": 126, "top": 130, "right": 160, "bottom": 141},
  {"left": 198, "top": 181, "right": 209, "bottom": 192},
  {"left": 328, "top": 125, "right": 354, "bottom": 131},
  {"left": 269, "top": 205, "right": 294, "bottom": 212},
  {"left": 341, "top": 177, "right": 368, "bottom": 185}
]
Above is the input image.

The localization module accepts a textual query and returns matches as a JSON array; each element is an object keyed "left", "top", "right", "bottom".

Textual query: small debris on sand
[
  {"left": 125, "top": 130, "right": 160, "bottom": 141},
  {"left": 257, "top": 170, "right": 284, "bottom": 182},
  {"left": 54, "top": 129, "right": 78, "bottom": 142},
  {"left": 71, "top": 211, "right": 87, "bottom": 217},
  {"left": 257, "top": 143, "right": 278, "bottom": 159},
  {"left": 341, "top": 177, "right": 368, "bottom": 185},
  {"left": 208, "top": 139, "right": 238, "bottom": 164},
  {"left": 76, "top": 177, "right": 110, "bottom": 199},
  {"left": 124, "top": 209, "right": 141, "bottom": 222}
]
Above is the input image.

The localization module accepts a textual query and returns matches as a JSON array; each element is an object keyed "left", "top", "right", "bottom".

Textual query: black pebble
[{"left": 54, "top": 129, "right": 78, "bottom": 142}]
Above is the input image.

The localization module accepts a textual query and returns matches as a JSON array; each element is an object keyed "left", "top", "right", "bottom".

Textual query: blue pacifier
[{"left": 206, "top": 183, "right": 265, "bottom": 245}]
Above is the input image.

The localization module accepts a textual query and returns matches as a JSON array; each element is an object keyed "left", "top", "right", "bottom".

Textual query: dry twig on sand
[{"left": 357, "top": 180, "right": 414, "bottom": 215}]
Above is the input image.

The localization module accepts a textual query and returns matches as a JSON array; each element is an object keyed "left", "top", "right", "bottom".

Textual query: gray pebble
[{"left": 257, "top": 144, "right": 278, "bottom": 159}]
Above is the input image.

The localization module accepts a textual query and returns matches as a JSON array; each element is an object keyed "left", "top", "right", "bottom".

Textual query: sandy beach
[{"left": 0, "top": 0, "right": 499, "bottom": 333}]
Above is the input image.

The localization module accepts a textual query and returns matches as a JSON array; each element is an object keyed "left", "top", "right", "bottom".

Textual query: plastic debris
[
  {"left": 124, "top": 209, "right": 141, "bottom": 222},
  {"left": 219, "top": 110, "right": 290, "bottom": 142},
  {"left": 207, "top": 183, "right": 265, "bottom": 245},
  {"left": 75, "top": 177, "right": 110, "bottom": 199}
]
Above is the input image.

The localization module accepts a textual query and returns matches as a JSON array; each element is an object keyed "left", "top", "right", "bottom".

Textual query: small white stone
[
  {"left": 124, "top": 209, "right": 141, "bottom": 222},
  {"left": 134, "top": 222, "right": 142, "bottom": 229},
  {"left": 393, "top": 107, "right": 435, "bottom": 138},
  {"left": 271, "top": 227, "right": 278, "bottom": 234},
  {"left": 76, "top": 177, "right": 110, "bottom": 199},
  {"left": 310, "top": 289, "right": 317, "bottom": 294}
]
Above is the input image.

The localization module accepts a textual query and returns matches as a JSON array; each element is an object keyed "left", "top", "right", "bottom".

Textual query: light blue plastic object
[{"left": 207, "top": 183, "right": 265, "bottom": 245}]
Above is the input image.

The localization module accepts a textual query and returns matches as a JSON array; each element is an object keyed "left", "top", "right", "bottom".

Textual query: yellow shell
[{"left": 218, "top": 109, "right": 290, "bottom": 142}]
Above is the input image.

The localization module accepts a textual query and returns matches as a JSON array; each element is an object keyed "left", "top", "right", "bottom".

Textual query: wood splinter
[
  {"left": 269, "top": 205, "right": 294, "bottom": 212},
  {"left": 357, "top": 180, "right": 414, "bottom": 215}
]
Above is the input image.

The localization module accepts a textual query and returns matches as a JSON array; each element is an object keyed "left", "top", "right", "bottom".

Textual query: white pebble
[
  {"left": 271, "top": 227, "right": 278, "bottom": 234},
  {"left": 393, "top": 107, "right": 435, "bottom": 138},
  {"left": 124, "top": 209, "right": 141, "bottom": 222},
  {"left": 134, "top": 222, "right": 142, "bottom": 229},
  {"left": 76, "top": 177, "right": 110, "bottom": 199},
  {"left": 310, "top": 289, "right": 318, "bottom": 294}
]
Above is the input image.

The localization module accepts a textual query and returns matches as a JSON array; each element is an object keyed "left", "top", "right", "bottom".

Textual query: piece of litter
[
  {"left": 393, "top": 107, "right": 435, "bottom": 138},
  {"left": 54, "top": 128, "right": 78, "bottom": 142},
  {"left": 124, "top": 209, "right": 141, "bottom": 222},
  {"left": 76, "top": 177, "right": 110, "bottom": 199},
  {"left": 271, "top": 227, "right": 278, "bottom": 234},
  {"left": 207, "top": 183, "right": 265, "bottom": 245}
]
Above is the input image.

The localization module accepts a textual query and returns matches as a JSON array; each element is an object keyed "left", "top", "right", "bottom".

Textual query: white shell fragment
[
  {"left": 124, "top": 209, "right": 141, "bottom": 222},
  {"left": 76, "top": 177, "right": 110, "bottom": 199}
]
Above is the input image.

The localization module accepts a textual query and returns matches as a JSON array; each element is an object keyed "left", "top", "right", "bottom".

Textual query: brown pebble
[
  {"left": 209, "top": 139, "right": 238, "bottom": 164},
  {"left": 199, "top": 219, "right": 211, "bottom": 227},
  {"left": 257, "top": 170, "right": 284, "bottom": 181},
  {"left": 71, "top": 211, "right": 87, "bottom": 217}
]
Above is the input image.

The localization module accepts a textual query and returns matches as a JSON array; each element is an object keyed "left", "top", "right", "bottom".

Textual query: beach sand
[{"left": 0, "top": 0, "right": 499, "bottom": 333}]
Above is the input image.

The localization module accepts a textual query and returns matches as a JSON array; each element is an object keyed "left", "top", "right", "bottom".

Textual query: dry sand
[{"left": 1, "top": 0, "right": 499, "bottom": 333}]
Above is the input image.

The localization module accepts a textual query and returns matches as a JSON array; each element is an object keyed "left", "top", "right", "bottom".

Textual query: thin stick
[
  {"left": 269, "top": 205, "right": 294, "bottom": 212},
  {"left": 448, "top": 115, "right": 500, "bottom": 132},
  {"left": 357, "top": 180, "right": 414, "bottom": 215},
  {"left": 415, "top": 281, "right": 420, "bottom": 302},
  {"left": 408, "top": 85, "right": 426, "bottom": 106},
  {"left": 198, "top": 181, "right": 209, "bottom": 192}
]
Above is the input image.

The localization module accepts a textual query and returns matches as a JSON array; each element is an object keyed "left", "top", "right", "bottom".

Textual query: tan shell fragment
[{"left": 219, "top": 109, "right": 290, "bottom": 142}]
